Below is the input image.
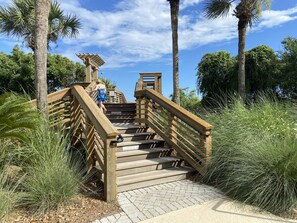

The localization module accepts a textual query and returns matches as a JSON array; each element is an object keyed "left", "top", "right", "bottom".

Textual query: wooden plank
[
  {"left": 135, "top": 89, "right": 213, "bottom": 133},
  {"left": 142, "top": 119, "right": 206, "bottom": 175}
]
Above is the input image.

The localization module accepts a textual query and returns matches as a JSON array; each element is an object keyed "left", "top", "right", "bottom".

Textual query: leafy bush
[
  {"left": 21, "top": 125, "right": 82, "bottom": 212},
  {"left": 204, "top": 95, "right": 297, "bottom": 214}
]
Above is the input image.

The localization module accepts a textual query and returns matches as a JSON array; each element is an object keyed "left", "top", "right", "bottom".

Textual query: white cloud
[{"left": 257, "top": 6, "right": 297, "bottom": 28}]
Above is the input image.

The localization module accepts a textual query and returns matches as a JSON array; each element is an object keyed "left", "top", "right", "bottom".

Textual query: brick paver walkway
[{"left": 93, "top": 180, "right": 221, "bottom": 223}]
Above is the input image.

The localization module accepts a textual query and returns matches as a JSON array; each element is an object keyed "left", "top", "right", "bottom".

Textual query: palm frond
[
  {"left": 0, "top": 93, "right": 40, "bottom": 142},
  {"left": 204, "top": 0, "right": 234, "bottom": 19}
]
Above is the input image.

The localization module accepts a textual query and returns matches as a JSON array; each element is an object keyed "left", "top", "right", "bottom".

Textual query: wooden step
[
  {"left": 104, "top": 103, "right": 136, "bottom": 109},
  {"left": 116, "top": 157, "right": 184, "bottom": 177},
  {"left": 117, "top": 139, "right": 165, "bottom": 152},
  {"left": 109, "top": 118, "right": 135, "bottom": 123},
  {"left": 117, "top": 167, "right": 195, "bottom": 192},
  {"left": 105, "top": 115, "right": 136, "bottom": 119},
  {"left": 115, "top": 125, "right": 148, "bottom": 134},
  {"left": 117, "top": 147, "right": 172, "bottom": 163},
  {"left": 120, "top": 132, "right": 156, "bottom": 141}
]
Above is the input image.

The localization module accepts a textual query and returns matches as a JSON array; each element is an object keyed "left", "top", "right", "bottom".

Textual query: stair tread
[
  {"left": 117, "top": 157, "right": 182, "bottom": 170},
  {"left": 117, "top": 139, "right": 164, "bottom": 147},
  {"left": 114, "top": 124, "right": 145, "bottom": 129},
  {"left": 117, "top": 167, "right": 194, "bottom": 185},
  {"left": 121, "top": 132, "right": 155, "bottom": 137},
  {"left": 117, "top": 147, "right": 172, "bottom": 157}
]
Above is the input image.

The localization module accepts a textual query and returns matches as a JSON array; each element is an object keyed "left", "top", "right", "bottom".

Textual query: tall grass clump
[
  {"left": 204, "top": 95, "right": 297, "bottom": 215},
  {"left": 0, "top": 170, "right": 20, "bottom": 221},
  {"left": 21, "top": 125, "right": 83, "bottom": 212}
]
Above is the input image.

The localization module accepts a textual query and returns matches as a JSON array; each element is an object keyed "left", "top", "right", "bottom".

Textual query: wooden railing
[
  {"left": 134, "top": 88, "right": 213, "bottom": 175},
  {"left": 137, "top": 72, "right": 162, "bottom": 94},
  {"left": 70, "top": 85, "right": 118, "bottom": 202},
  {"left": 31, "top": 85, "right": 119, "bottom": 202},
  {"left": 31, "top": 88, "right": 72, "bottom": 128}
]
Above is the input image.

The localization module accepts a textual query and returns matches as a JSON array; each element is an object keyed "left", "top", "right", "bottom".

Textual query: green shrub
[
  {"left": 204, "top": 96, "right": 297, "bottom": 214},
  {"left": 21, "top": 125, "right": 82, "bottom": 212}
]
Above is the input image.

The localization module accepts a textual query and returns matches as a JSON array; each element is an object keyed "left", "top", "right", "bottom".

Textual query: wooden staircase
[{"left": 104, "top": 103, "right": 195, "bottom": 192}]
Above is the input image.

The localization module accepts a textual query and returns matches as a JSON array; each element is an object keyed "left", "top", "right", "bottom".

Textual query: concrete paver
[{"left": 94, "top": 180, "right": 221, "bottom": 223}]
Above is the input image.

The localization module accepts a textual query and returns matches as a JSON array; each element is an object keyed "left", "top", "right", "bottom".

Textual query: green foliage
[
  {"left": 0, "top": 172, "right": 19, "bottom": 221},
  {"left": 99, "top": 77, "right": 116, "bottom": 89},
  {"left": 197, "top": 51, "right": 236, "bottom": 99},
  {"left": 204, "top": 95, "right": 297, "bottom": 214},
  {"left": 21, "top": 125, "right": 82, "bottom": 212},
  {"left": 0, "top": 92, "right": 39, "bottom": 142},
  {"left": 179, "top": 88, "right": 200, "bottom": 111},
  {"left": 197, "top": 45, "right": 281, "bottom": 104},
  {"left": 47, "top": 54, "right": 85, "bottom": 92},
  {"left": 0, "top": 0, "right": 80, "bottom": 51},
  {"left": 279, "top": 37, "right": 297, "bottom": 98},
  {"left": 245, "top": 45, "right": 279, "bottom": 96},
  {"left": 0, "top": 46, "right": 84, "bottom": 97}
]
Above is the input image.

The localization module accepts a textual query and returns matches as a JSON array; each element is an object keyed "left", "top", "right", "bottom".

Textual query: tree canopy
[
  {"left": 196, "top": 42, "right": 296, "bottom": 103},
  {"left": 0, "top": 46, "right": 84, "bottom": 97}
]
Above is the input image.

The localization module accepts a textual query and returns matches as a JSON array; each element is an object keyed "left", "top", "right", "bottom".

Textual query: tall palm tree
[
  {"left": 205, "top": 0, "right": 270, "bottom": 99},
  {"left": 35, "top": 0, "right": 50, "bottom": 116},
  {"left": 0, "top": 0, "right": 80, "bottom": 51},
  {"left": 168, "top": 0, "right": 180, "bottom": 105},
  {"left": 0, "top": 0, "right": 80, "bottom": 116}
]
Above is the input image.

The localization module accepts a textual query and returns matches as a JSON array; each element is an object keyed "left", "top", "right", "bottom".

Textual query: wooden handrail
[
  {"left": 30, "top": 88, "right": 71, "bottom": 106},
  {"left": 135, "top": 89, "right": 213, "bottom": 134},
  {"left": 71, "top": 85, "right": 119, "bottom": 139}
]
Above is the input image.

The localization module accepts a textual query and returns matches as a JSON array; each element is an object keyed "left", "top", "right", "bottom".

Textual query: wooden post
[
  {"left": 85, "top": 59, "right": 92, "bottom": 82},
  {"left": 203, "top": 132, "right": 212, "bottom": 166},
  {"left": 104, "top": 138, "right": 117, "bottom": 202},
  {"left": 92, "top": 67, "right": 98, "bottom": 81}
]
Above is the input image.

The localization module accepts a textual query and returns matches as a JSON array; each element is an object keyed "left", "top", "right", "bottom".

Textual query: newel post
[
  {"left": 104, "top": 138, "right": 117, "bottom": 202},
  {"left": 201, "top": 131, "right": 212, "bottom": 167}
]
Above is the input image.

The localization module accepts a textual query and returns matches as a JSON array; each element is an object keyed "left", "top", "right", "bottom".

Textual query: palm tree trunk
[
  {"left": 237, "top": 19, "right": 247, "bottom": 99},
  {"left": 169, "top": 0, "right": 180, "bottom": 105},
  {"left": 34, "top": 0, "right": 51, "bottom": 118}
]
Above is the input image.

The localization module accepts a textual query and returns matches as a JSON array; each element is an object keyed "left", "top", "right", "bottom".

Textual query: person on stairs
[
  {"left": 95, "top": 80, "right": 107, "bottom": 113},
  {"left": 94, "top": 80, "right": 124, "bottom": 143}
]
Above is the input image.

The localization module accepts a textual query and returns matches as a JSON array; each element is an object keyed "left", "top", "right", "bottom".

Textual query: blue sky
[{"left": 0, "top": 0, "right": 297, "bottom": 101}]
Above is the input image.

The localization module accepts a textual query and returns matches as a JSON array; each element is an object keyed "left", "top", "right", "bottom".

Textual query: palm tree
[
  {"left": 35, "top": 0, "right": 51, "bottom": 117},
  {"left": 205, "top": 0, "right": 270, "bottom": 99},
  {"left": 0, "top": 0, "right": 80, "bottom": 52},
  {"left": 0, "top": 0, "right": 80, "bottom": 116},
  {"left": 168, "top": 0, "right": 180, "bottom": 105}
]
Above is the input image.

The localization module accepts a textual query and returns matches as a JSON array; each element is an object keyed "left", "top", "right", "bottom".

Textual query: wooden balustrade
[
  {"left": 134, "top": 89, "right": 213, "bottom": 175},
  {"left": 31, "top": 88, "right": 72, "bottom": 128},
  {"left": 71, "top": 85, "right": 118, "bottom": 202},
  {"left": 31, "top": 85, "right": 119, "bottom": 202}
]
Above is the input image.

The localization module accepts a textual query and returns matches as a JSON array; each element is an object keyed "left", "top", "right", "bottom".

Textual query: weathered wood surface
[{"left": 135, "top": 88, "right": 213, "bottom": 175}]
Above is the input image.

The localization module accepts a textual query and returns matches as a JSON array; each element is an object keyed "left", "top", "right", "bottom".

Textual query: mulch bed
[{"left": 6, "top": 178, "right": 121, "bottom": 223}]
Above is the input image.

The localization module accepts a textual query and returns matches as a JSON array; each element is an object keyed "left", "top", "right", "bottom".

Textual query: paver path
[{"left": 93, "top": 180, "right": 222, "bottom": 223}]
